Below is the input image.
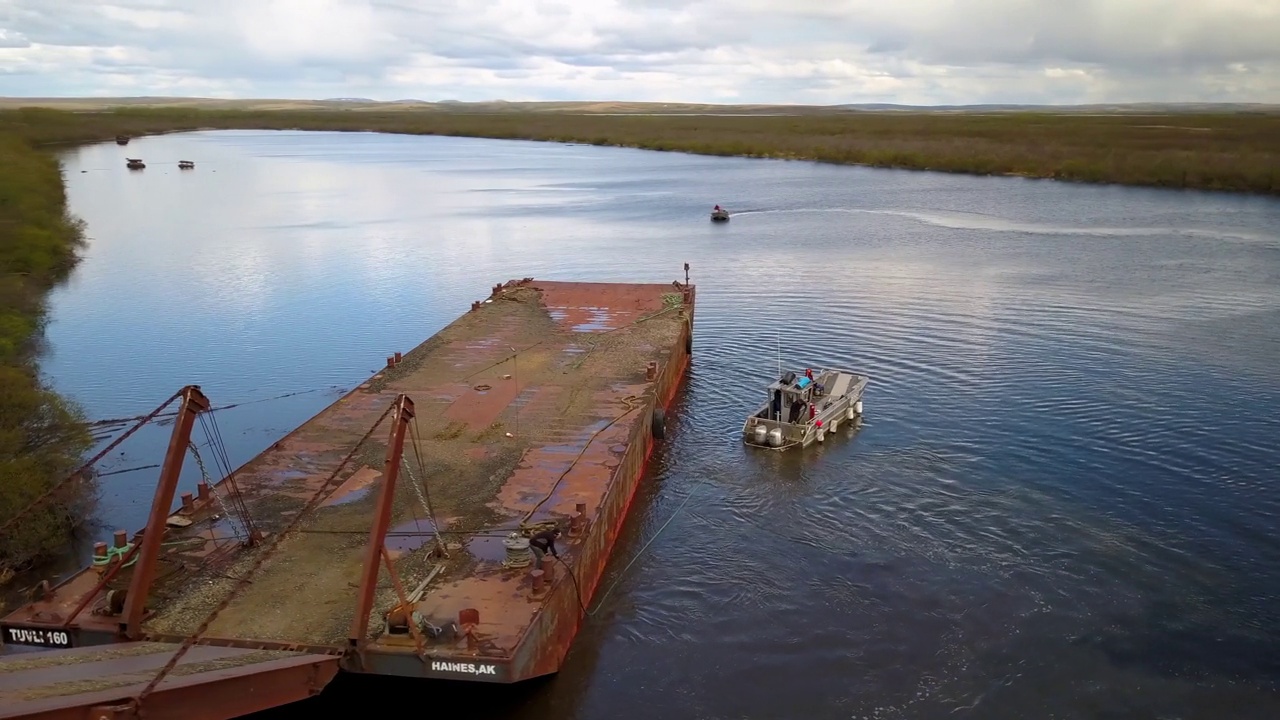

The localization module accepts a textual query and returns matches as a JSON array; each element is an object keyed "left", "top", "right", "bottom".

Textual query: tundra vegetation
[
  {"left": 0, "top": 127, "right": 92, "bottom": 583},
  {"left": 5, "top": 104, "right": 1277, "bottom": 193}
]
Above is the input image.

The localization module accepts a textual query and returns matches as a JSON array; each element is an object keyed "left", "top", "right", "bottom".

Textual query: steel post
[
  {"left": 122, "top": 386, "right": 211, "bottom": 638},
  {"left": 347, "top": 394, "right": 415, "bottom": 649}
]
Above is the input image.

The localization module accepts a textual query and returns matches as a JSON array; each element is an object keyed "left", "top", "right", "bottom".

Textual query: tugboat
[
  {"left": 743, "top": 367, "right": 868, "bottom": 450},
  {"left": 125, "top": 158, "right": 145, "bottom": 170},
  {"left": 711, "top": 205, "right": 730, "bottom": 222}
]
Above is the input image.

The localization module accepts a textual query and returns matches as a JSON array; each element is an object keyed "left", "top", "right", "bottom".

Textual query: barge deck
[{"left": 1, "top": 273, "right": 695, "bottom": 718}]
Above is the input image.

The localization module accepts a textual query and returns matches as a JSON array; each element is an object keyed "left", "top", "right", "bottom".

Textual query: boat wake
[{"left": 725, "top": 207, "right": 1278, "bottom": 244}]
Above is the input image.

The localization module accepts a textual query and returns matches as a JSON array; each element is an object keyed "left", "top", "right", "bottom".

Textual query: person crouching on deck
[{"left": 530, "top": 527, "right": 562, "bottom": 563}]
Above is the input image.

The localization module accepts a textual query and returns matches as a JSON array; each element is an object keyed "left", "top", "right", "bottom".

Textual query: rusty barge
[{"left": 0, "top": 271, "right": 696, "bottom": 719}]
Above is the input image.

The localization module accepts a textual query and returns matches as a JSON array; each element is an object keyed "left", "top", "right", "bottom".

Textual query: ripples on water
[{"left": 39, "top": 131, "right": 1280, "bottom": 718}]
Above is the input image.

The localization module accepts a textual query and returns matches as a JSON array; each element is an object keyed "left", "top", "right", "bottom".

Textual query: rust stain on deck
[
  {"left": 320, "top": 466, "right": 380, "bottom": 508},
  {"left": 444, "top": 378, "right": 522, "bottom": 430},
  {"left": 540, "top": 282, "right": 665, "bottom": 333}
]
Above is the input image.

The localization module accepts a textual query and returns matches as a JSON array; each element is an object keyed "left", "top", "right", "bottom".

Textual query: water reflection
[{"left": 24, "top": 130, "right": 1280, "bottom": 718}]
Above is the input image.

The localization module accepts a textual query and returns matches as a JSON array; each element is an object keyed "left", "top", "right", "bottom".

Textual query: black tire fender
[{"left": 651, "top": 407, "right": 666, "bottom": 440}]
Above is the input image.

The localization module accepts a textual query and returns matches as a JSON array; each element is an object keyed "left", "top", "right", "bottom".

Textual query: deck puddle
[
  {"left": 467, "top": 535, "right": 514, "bottom": 563},
  {"left": 386, "top": 517, "right": 438, "bottom": 553},
  {"left": 325, "top": 486, "right": 372, "bottom": 506}
]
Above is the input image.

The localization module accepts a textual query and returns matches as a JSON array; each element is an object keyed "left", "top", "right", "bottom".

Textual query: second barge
[{"left": 0, "top": 271, "right": 696, "bottom": 719}]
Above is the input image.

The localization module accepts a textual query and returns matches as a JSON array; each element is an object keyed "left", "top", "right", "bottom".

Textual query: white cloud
[
  {"left": 0, "top": 27, "right": 29, "bottom": 48},
  {"left": 1, "top": 0, "right": 1278, "bottom": 103}
]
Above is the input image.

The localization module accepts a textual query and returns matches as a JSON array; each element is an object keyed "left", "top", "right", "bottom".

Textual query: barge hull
[
  {"left": 513, "top": 315, "right": 691, "bottom": 682},
  {"left": 358, "top": 278, "right": 695, "bottom": 683},
  {"left": 1, "top": 273, "right": 696, "bottom": 717}
]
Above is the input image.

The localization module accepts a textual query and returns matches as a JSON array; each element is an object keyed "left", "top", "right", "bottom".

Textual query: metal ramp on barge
[{"left": 0, "top": 642, "right": 338, "bottom": 720}]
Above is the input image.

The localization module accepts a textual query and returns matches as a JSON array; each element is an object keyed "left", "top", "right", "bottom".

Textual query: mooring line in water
[
  {"left": 94, "top": 463, "right": 161, "bottom": 478},
  {"left": 0, "top": 389, "right": 184, "bottom": 537},
  {"left": 558, "top": 468, "right": 718, "bottom": 618},
  {"left": 86, "top": 386, "right": 345, "bottom": 428}
]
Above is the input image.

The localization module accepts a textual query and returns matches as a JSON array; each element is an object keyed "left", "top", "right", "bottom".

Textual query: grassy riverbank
[
  {"left": 0, "top": 101, "right": 1276, "bottom": 579},
  {"left": 0, "top": 127, "right": 93, "bottom": 582},
  {"left": 5, "top": 105, "right": 1280, "bottom": 194}
]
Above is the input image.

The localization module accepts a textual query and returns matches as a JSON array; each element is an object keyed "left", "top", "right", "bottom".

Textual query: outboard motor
[{"left": 753, "top": 424, "right": 768, "bottom": 445}]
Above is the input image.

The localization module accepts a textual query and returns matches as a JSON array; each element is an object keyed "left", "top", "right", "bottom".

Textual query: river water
[{"left": 36, "top": 131, "right": 1280, "bottom": 718}]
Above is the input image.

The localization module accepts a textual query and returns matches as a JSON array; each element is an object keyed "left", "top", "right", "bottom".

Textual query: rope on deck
[
  {"left": 517, "top": 394, "right": 643, "bottom": 530},
  {"left": 91, "top": 538, "right": 207, "bottom": 569}
]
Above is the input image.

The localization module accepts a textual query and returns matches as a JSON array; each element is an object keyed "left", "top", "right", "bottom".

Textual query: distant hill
[
  {"left": 832, "top": 102, "right": 1280, "bottom": 114},
  {"left": 1, "top": 96, "right": 1277, "bottom": 115}
]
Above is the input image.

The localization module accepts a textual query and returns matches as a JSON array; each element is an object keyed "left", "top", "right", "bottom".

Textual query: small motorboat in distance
[
  {"left": 743, "top": 367, "right": 868, "bottom": 450},
  {"left": 125, "top": 158, "right": 145, "bottom": 170},
  {"left": 711, "top": 205, "right": 730, "bottom": 222},
  {"left": 178, "top": 160, "right": 195, "bottom": 169}
]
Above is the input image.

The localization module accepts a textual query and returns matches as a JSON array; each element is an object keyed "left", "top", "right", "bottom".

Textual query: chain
[
  {"left": 400, "top": 460, "right": 447, "bottom": 558},
  {"left": 187, "top": 442, "right": 248, "bottom": 542}
]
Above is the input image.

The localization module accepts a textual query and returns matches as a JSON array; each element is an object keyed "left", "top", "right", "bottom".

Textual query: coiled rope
[{"left": 91, "top": 538, "right": 207, "bottom": 568}]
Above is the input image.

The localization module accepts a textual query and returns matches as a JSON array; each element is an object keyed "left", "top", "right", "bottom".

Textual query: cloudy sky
[{"left": 2, "top": 0, "right": 1278, "bottom": 105}]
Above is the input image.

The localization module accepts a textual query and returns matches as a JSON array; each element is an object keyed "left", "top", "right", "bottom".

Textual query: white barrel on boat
[
  {"left": 817, "top": 426, "right": 826, "bottom": 443},
  {"left": 855, "top": 400, "right": 863, "bottom": 415},
  {"left": 846, "top": 404, "right": 855, "bottom": 420},
  {"left": 753, "top": 424, "right": 768, "bottom": 445},
  {"left": 767, "top": 428, "right": 783, "bottom": 447}
]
